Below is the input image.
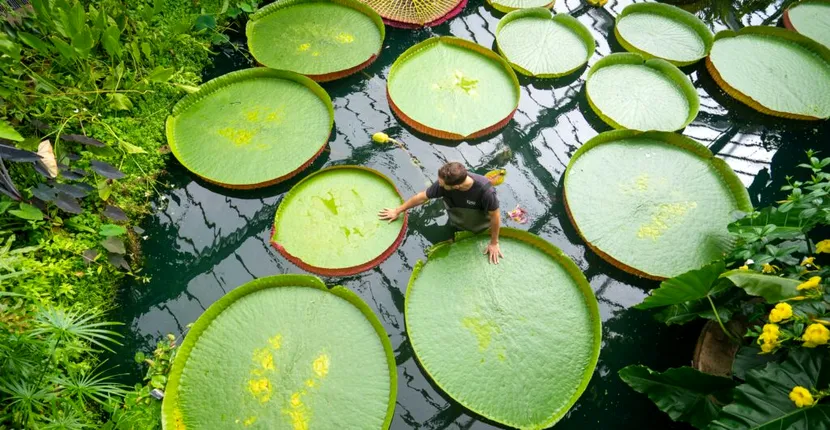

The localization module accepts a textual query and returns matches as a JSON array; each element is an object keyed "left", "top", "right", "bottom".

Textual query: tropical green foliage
[{"left": 620, "top": 152, "right": 830, "bottom": 428}]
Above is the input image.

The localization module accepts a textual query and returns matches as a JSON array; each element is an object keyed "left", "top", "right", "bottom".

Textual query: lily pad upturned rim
[
  {"left": 495, "top": 8, "right": 595, "bottom": 78},
  {"left": 161, "top": 274, "right": 398, "bottom": 430},
  {"left": 165, "top": 68, "right": 334, "bottom": 189},
  {"left": 246, "top": 0, "right": 386, "bottom": 82},
  {"left": 783, "top": 0, "right": 830, "bottom": 38},
  {"left": 270, "top": 165, "right": 408, "bottom": 277},
  {"left": 562, "top": 130, "right": 753, "bottom": 281},
  {"left": 404, "top": 227, "right": 602, "bottom": 429},
  {"left": 706, "top": 26, "right": 830, "bottom": 120},
  {"left": 585, "top": 52, "right": 700, "bottom": 131},
  {"left": 613, "top": 2, "right": 714, "bottom": 66},
  {"left": 361, "top": 0, "right": 468, "bottom": 28},
  {"left": 386, "top": 36, "right": 521, "bottom": 140},
  {"left": 485, "top": 0, "right": 555, "bottom": 14}
]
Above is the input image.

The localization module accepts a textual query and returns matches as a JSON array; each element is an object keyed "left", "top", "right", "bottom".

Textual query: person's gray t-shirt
[{"left": 425, "top": 173, "right": 499, "bottom": 211}]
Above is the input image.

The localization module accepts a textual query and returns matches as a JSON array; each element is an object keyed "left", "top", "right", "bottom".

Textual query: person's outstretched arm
[
  {"left": 484, "top": 210, "right": 503, "bottom": 264},
  {"left": 378, "top": 191, "right": 428, "bottom": 222}
]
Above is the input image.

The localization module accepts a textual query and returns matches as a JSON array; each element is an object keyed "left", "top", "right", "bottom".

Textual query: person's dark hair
[{"left": 438, "top": 162, "right": 468, "bottom": 186}]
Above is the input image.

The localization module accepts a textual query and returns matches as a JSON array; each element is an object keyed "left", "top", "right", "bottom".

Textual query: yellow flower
[
  {"left": 789, "top": 386, "right": 815, "bottom": 408},
  {"left": 763, "top": 324, "right": 780, "bottom": 336},
  {"left": 797, "top": 276, "right": 822, "bottom": 290},
  {"left": 760, "top": 342, "right": 776, "bottom": 353},
  {"left": 802, "top": 323, "right": 830, "bottom": 348},
  {"left": 758, "top": 324, "right": 780, "bottom": 351},
  {"left": 816, "top": 239, "right": 830, "bottom": 254},
  {"left": 739, "top": 265, "right": 750, "bottom": 271},
  {"left": 372, "top": 132, "right": 390, "bottom": 144},
  {"left": 801, "top": 257, "right": 819, "bottom": 268},
  {"left": 762, "top": 263, "right": 779, "bottom": 273},
  {"left": 769, "top": 303, "right": 793, "bottom": 323}
]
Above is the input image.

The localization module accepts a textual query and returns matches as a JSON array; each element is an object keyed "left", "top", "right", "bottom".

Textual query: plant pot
[{"left": 692, "top": 319, "right": 748, "bottom": 377}]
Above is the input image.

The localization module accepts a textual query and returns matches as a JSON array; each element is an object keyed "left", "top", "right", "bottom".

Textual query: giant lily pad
[
  {"left": 615, "top": 3, "right": 713, "bottom": 66},
  {"left": 707, "top": 27, "right": 830, "bottom": 120},
  {"left": 162, "top": 275, "right": 396, "bottom": 429},
  {"left": 563, "top": 130, "right": 752, "bottom": 280},
  {"left": 586, "top": 53, "right": 699, "bottom": 131},
  {"left": 271, "top": 166, "right": 406, "bottom": 276},
  {"left": 486, "top": 0, "right": 553, "bottom": 13},
  {"left": 784, "top": 0, "right": 830, "bottom": 49},
  {"left": 387, "top": 37, "right": 520, "bottom": 140},
  {"left": 495, "top": 9, "right": 595, "bottom": 78},
  {"left": 246, "top": 0, "right": 385, "bottom": 82},
  {"left": 405, "top": 228, "right": 601, "bottom": 429},
  {"left": 357, "top": 0, "right": 466, "bottom": 28},
  {"left": 166, "top": 68, "right": 333, "bottom": 189}
]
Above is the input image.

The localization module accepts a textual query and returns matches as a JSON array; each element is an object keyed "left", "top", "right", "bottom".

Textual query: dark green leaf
[
  {"left": 31, "top": 183, "right": 56, "bottom": 202},
  {"left": 731, "top": 345, "right": 785, "bottom": 381},
  {"left": 710, "top": 349, "right": 830, "bottom": 430},
  {"left": 54, "top": 192, "right": 82, "bottom": 214},
  {"left": 53, "top": 183, "right": 88, "bottom": 198},
  {"left": 145, "top": 66, "right": 175, "bottom": 83},
  {"left": 101, "top": 237, "right": 125, "bottom": 254},
  {"left": 102, "top": 205, "right": 127, "bottom": 222},
  {"left": 654, "top": 300, "right": 732, "bottom": 325},
  {"left": 99, "top": 224, "right": 126, "bottom": 237},
  {"left": 50, "top": 36, "right": 77, "bottom": 61},
  {"left": 107, "top": 93, "right": 133, "bottom": 111},
  {"left": 720, "top": 270, "right": 801, "bottom": 302},
  {"left": 67, "top": 2, "right": 86, "bottom": 37},
  {"left": 619, "top": 366, "right": 736, "bottom": 429},
  {"left": 108, "top": 253, "right": 130, "bottom": 270},
  {"left": 791, "top": 300, "right": 826, "bottom": 319},
  {"left": 636, "top": 261, "right": 727, "bottom": 309},
  {"left": 30, "top": 0, "right": 53, "bottom": 27},
  {"left": 71, "top": 25, "right": 94, "bottom": 55},
  {"left": 62, "top": 134, "right": 104, "bottom": 147},
  {"left": 9, "top": 203, "right": 44, "bottom": 221},
  {"left": 17, "top": 32, "right": 52, "bottom": 55},
  {"left": 90, "top": 160, "right": 124, "bottom": 179},
  {"left": 101, "top": 26, "right": 121, "bottom": 58},
  {"left": 194, "top": 15, "right": 216, "bottom": 31}
]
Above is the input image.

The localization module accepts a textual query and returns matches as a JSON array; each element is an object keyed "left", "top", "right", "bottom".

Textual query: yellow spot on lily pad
[
  {"left": 247, "top": 377, "right": 272, "bottom": 403},
  {"left": 243, "top": 416, "right": 257, "bottom": 426},
  {"left": 253, "top": 347, "right": 274, "bottom": 371},
  {"left": 218, "top": 127, "right": 254, "bottom": 146},
  {"left": 462, "top": 316, "right": 501, "bottom": 351},
  {"left": 311, "top": 51, "right": 320, "bottom": 57},
  {"left": 304, "top": 378, "right": 316, "bottom": 388},
  {"left": 312, "top": 353, "right": 330, "bottom": 378},
  {"left": 269, "top": 334, "right": 283, "bottom": 349},
  {"left": 334, "top": 32, "right": 354, "bottom": 43},
  {"left": 637, "top": 201, "right": 698, "bottom": 240},
  {"left": 284, "top": 391, "right": 310, "bottom": 430},
  {"left": 298, "top": 43, "right": 311, "bottom": 52}
]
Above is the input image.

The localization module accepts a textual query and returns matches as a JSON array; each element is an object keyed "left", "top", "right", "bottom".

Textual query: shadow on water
[{"left": 111, "top": 0, "right": 829, "bottom": 429}]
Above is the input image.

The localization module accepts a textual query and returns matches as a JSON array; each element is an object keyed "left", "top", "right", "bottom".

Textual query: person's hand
[
  {"left": 484, "top": 242, "right": 504, "bottom": 264},
  {"left": 378, "top": 207, "right": 401, "bottom": 222}
]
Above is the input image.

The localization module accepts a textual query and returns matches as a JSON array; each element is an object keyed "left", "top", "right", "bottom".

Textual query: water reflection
[{"left": 113, "top": 0, "right": 827, "bottom": 428}]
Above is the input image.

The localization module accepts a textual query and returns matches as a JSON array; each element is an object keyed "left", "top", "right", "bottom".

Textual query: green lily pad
[
  {"left": 585, "top": 53, "right": 699, "bottom": 131},
  {"left": 563, "top": 130, "right": 752, "bottom": 280},
  {"left": 614, "top": 3, "right": 713, "bottom": 66},
  {"left": 486, "top": 0, "right": 554, "bottom": 13},
  {"left": 271, "top": 166, "right": 406, "bottom": 276},
  {"left": 246, "top": 0, "right": 385, "bottom": 82},
  {"left": 405, "top": 228, "right": 601, "bottom": 429},
  {"left": 784, "top": 0, "right": 830, "bottom": 49},
  {"left": 387, "top": 36, "right": 520, "bottom": 140},
  {"left": 166, "top": 68, "right": 333, "bottom": 189},
  {"left": 495, "top": 9, "right": 595, "bottom": 78},
  {"left": 162, "top": 275, "right": 396, "bottom": 429},
  {"left": 707, "top": 26, "right": 830, "bottom": 120}
]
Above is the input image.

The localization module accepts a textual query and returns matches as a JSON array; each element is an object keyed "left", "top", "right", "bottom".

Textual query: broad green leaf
[
  {"left": 67, "top": 2, "right": 86, "bottom": 37},
  {"left": 495, "top": 9, "right": 594, "bottom": 78},
  {"left": 194, "top": 14, "right": 216, "bottom": 31},
  {"left": 486, "top": 0, "right": 553, "bottom": 13},
  {"left": 17, "top": 31, "right": 52, "bottom": 55},
  {"left": 387, "top": 37, "right": 519, "bottom": 139},
  {"left": 720, "top": 270, "right": 801, "bottom": 302},
  {"left": 119, "top": 141, "right": 146, "bottom": 154},
  {"left": 145, "top": 66, "right": 175, "bottom": 83},
  {"left": 358, "top": 0, "right": 463, "bottom": 26},
  {"left": 50, "top": 36, "right": 76, "bottom": 61},
  {"left": 30, "top": 0, "right": 53, "bottom": 27},
  {"left": 272, "top": 167, "right": 404, "bottom": 274},
  {"left": 406, "top": 229, "right": 601, "bottom": 429},
  {"left": 710, "top": 348, "right": 830, "bottom": 430},
  {"left": 9, "top": 203, "right": 44, "bottom": 221},
  {"left": 100, "top": 237, "right": 125, "bottom": 254},
  {"left": 615, "top": 3, "right": 713, "bottom": 66},
  {"left": 586, "top": 53, "right": 699, "bottom": 131},
  {"left": 167, "top": 68, "right": 333, "bottom": 187},
  {"left": 107, "top": 93, "right": 133, "bottom": 111},
  {"left": 618, "top": 366, "right": 735, "bottom": 429},
  {"left": 101, "top": 26, "right": 122, "bottom": 58},
  {"left": 71, "top": 25, "right": 94, "bottom": 55},
  {"left": 731, "top": 345, "right": 785, "bottom": 381},
  {"left": 247, "top": 0, "right": 384, "bottom": 80},
  {"left": 653, "top": 300, "right": 732, "bottom": 325},
  {"left": 162, "top": 275, "right": 396, "bottom": 429},
  {"left": 709, "top": 27, "right": 830, "bottom": 119},
  {"left": 563, "top": 130, "right": 751, "bottom": 279},
  {"left": 636, "top": 261, "right": 726, "bottom": 309},
  {"left": 99, "top": 224, "right": 126, "bottom": 237},
  {"left": 97, "top": 180, "right": 112, "bottom": 201},
  {"left": 785, "top": 0, "right": 830, "bottom": 49},
  {"left": 0, "top": 119, "right": 24, "bottom": 142}
]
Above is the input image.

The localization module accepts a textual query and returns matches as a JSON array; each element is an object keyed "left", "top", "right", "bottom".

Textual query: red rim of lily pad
[
  {"left": 381, "top": 0, "right": 468, "bottom": 28},
  {"left": 270, "top": 165, "right": 408, "bottom": 277}
]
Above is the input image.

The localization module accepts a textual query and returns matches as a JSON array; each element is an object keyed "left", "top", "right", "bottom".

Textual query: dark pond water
[{"left": 112, "top": 0, "right": 829, "bottom": 428}]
